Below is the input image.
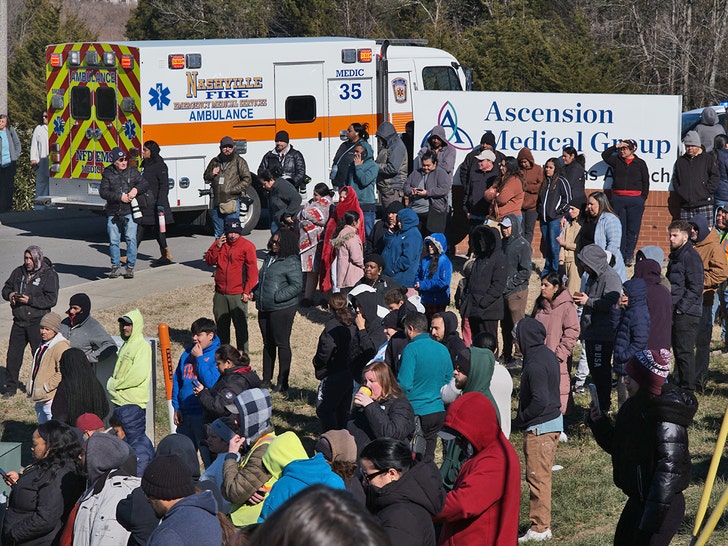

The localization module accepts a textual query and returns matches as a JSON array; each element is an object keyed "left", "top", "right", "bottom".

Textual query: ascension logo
[{"left": 420, "top": 101, "right": 474, "bottom": 151}]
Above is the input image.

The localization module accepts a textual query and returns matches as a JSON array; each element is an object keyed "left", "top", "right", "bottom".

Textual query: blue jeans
[
  {"left": 611, "top": 194, "right": 645, "bottom": 262},
  {"left": 695, "top": 304, "right": 714, "bottom": 386},
  {"left": 211, "top": 201, "right": 239, "bottom": 238},
  {"left": 107, "top": 214, "right": 137, "bottom": 267},
  {"left": 363, "top": 210, "right": 376, "bottom": 236},
  {"left": 35, "top": 400, "right": 52, "bottom": 424},
  {"left": 540, "top": 218, "right": 561, "bottom": 276}
]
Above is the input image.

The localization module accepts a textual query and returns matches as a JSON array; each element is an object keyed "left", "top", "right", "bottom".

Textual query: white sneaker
[
  {"left": 559, "top": 431, "right": 568, "bottom": 442},
  {"left": 518, "top": 528, "right": 553, "bottom": 543}
]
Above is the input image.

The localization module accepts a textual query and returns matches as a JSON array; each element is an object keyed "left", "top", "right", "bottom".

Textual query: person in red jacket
[
  {"left": 435, "top": 392, "right": 521, "bottom": 545},
  {"left": 204, "top": 218, "right": 259, "bottom": 352}
]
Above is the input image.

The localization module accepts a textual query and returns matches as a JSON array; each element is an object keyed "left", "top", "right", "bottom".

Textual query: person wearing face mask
[
  {"left": 60, "top": 292, "right": 117, "bottom": 365},
  {"left": 359, "top": 437, "right": 445, "bottom": 546}
]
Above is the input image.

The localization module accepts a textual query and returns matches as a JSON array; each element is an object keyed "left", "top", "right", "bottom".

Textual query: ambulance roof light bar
[
  {"left": 103, "top": 51, "right": 116, "bottom": 67},
  {"left": 68, "top": 50, "right": 81, "bottom": 67}
]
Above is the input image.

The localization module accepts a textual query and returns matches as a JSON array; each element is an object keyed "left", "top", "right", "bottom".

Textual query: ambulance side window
[
  {"left": 71, "top": 87, "right": 92, "bottom": 120},
  {"left": 422, "top": 66, "right": 462, "bottom": 91},
  {"left": 285, "top": 96, "right": 316, "bottom": 123},
  {"left": 96, "top": 88, "right": 117, "bottom": 121}
]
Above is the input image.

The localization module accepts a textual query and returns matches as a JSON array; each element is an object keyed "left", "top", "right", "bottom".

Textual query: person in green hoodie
[{"left": 107, "top": 309, "right": 151, "bottom": 408}]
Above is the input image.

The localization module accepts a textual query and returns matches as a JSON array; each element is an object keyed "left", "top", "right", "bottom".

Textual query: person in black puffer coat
[
  {"left": 359, "top": 438, "right": 445, "bottom": 546},
  {"left": 588, "top": 349, "right": 698, "bottom": 546},
  {"left": 139, "top": 140, "right": 174, "bottom": 266},
  {"left": 195, "top": 343, "right": 261, "bottom": 422}
]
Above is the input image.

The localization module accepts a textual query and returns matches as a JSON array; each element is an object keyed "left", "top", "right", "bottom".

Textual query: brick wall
[{"left": 454, "top": 190, "right": 673, "bottom": 258}]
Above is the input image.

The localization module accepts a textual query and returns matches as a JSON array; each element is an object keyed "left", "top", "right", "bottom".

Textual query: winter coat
[
  {"left": 204, "top": 234, "right": 259, "bottom": 296},
  {"left": 500, "top": 214, "right": 531, "bottom": 296},
  {"left": 107, "top": 309, "right": 151, "bottom": 408},
  {"left": 715, "top": 148, "right": 728, "bottom": 201},
  {"left": 375, "top": 122, "right": 408, "bottom": 193},
  {"left": 320, "top": 186, "right": 365, "bottom": 292},
  {"left": 257, "top": 145, "right": 307, "bottom": 190},
  {"left": 146, "top": 491, "right": 222, "bottom": 546},
  {"left": 577, "top": 245, "right": 623, "bottom": 342},
  {"left": 690, "top": 213, "right": 728, "bottom": 305},
  {"left": 695, "top": 108, "right": 724, "bottom": 152},
  {"left": 634, "top": 259, "right": 673, "bottom": 351},
  {"left": 404, "top": 164, "right": 452, "bottom": 215},
  {"left": 415, "top": 233, "right": 452, "bottom": 306},
  {"left": 99, "top": 164, "right": 149, "bottom": 217},
  {"left": 612, "top": 278, "right": 650, "bottom": 375},
  {"left": 2, "top": 257, "right": 59, "bottom": 326},
  {"left": 367, "top": 461, "right": 446, "bottom": 546},
  {"left": 197, "top": 364, "right": 262, "bottom": 421},
  {"left": 532, "top": 288, "right": 580, "bottom": 368},
  {"left": 332, "top": 138, "right": 374, "bottom": 188},
  {"left": 667, "top": 241, "right": 704, "bottom": 317},
  {"left": 267, "top": 177, "right": 302, "bottom": 227},
  {"left": 398, "top": 332, "right": 453, "bottom": 417},
  {"left": 0, "top": 124, "right": 21, "bottom": 163},
  {"left": 601, "top": 145, "right": 650, "bottom": 198},
  {"left": 493, "top": 174, "right": 524, "bottom": 220},
  {"left": 589, "top": 384, "right": 698, "bottom": 535},
  {"left": 203, "top": 153, "right": 252, "bottom": 204},
  {"left": 356, "top": 272, "right": 401, "bottom": 300},
  {"left": 258, "top": 453, "right": 345, "bottom": 521},
  {"left": 139, "top": 155, "right": 173, "bottom": 225},
  {"left": 439, "top": 310, "right": 467, "bottom": 365},
  {"left": 2, "top": 462, "right": 84, "bottom": 546},
  {"left": 29, "top": 333, "right": 69, "bottom": 403},
  {"left": 348, "top": 292, "right": 387, "bottom": 381},
  {"left": 172, "top": 335, "right": 221, "bottom": 415},
  {"left": 60, "top": 315, "right": 116, "bottom": 365},
  {"left": 347, "top": 148, "right": 378, "bottom": 206},
  {"left": 417, "top": 125, "right": 457, "bottom": 177},
  {"left": 254, "top": 253, "right": 303, "bottom": 312},
  {"left": 331, "top": 224, "right": 365, "bottom": 289},
  {"left": 462, "top": 160, "right": 499, "bottom": 218},
  {"left": 435, "top": 393, "right": 521, "bottom": 546},
  {"left": 595, "top": 212, "right": 627, "bottom": 281},
  {"left": 513, "top": 318, "right": 562, "bottom": 430},
  {"left": 672, "top": 151, "right": 719, "bottom": 208},
  {"left": 537, "top": 175, "right": 572, "bottom": 223},
  {"left": 114, "top": 404, "right": 154, "bottom": 477},
  {"left": 298, "top": 195, "right": 332, "bottom": 272},
  {"left": 459, "top": 226, "right": 506, "bottom": 321},
  {"left": 382, "top": 208, "right": 423, "bottom": 287},
  {"left": 348, "top": 395, "right": 415, "bottom": 456},
  {"left": 517, "top": 148, "right": 543, "bottom": 211},
  {"left": 313, "top": 316, "right": 354, "bottom": 380},
  {"left": 563, "top": 161, "right": 586, "bottom": 207}
]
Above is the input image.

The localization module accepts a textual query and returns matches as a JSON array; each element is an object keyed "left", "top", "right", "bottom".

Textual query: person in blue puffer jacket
[
  {"left": 382, "top": 207, "right": 423, "bottom": 288},
  {"left": 111, "top": 404, "right": 155, "bottom": 477},
  {"left": 612, "top": 277, "right": 650, "bottom": 409},
  {"left": 414, "top": 232, "right": 452, "bottom": 322}
]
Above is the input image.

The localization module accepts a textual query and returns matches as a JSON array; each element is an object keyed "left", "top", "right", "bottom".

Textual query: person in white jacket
[{"left": 30, "top": 111, "right": 49, "bottom": 210}]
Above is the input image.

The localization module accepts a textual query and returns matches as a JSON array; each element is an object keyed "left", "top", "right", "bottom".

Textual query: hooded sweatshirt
[
  {"left": 415, "top": 233, "right": 452, "bottom": 305},
  {"left": 695, "top": 108, "right": 724, "bottom": 152},
  {"left": 435, "top": 392, "right": 521, "bottom": 546},
  {"left": 500, "top": 214, "right": 531, "bottom": 296},
  {"left": 367, "top": 460, "right": 446, "bottom": 546},
  {"left": 577, "top": 245, "right": 623, "bottom": 341},
  {"left": 612, "top": 278, "right": 650, "bottom": 375},
  {"left": 715, "top": 146, "right": 728, "bottom": 201},
  {"left": 460, "top": 225, "right": 506, "bottom": 321},
  {"left": 513, "top": 318, "right": 562, "bottom": 430},
  {"left": 634, "top": 259, "right": 673, "bottom": 351},
  {"left": 172, "top": 335, "right": 221, "bottom": 415},
  {"left": 145, "top": 490, "right": 222, "bottom": 546},
  {"left": 382, "top": 207, "right": 423, "bottom": 287},
  {"left": 517, "top": 147, "right": 543, "bottom": 211},
  {"left": 375, "top": 122, "right": 408, "bottom": 192},
  {"left": 690, "top": 213, "right": 728, "bottom": 305},
  {"left": 440, "top": 311, "right": 467, "bottom": 364},
  {"left": 418, "top": 125, "right": 456, "bottom": 176},
  {"left": 107, "top": 309, "right": 151, "bottom": 408}
]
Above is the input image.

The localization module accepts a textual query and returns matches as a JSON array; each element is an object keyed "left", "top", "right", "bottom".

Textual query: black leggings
[
  {"left": 258, "top": 305, "right": 297, "bottom": 389},
  {"left": 614, "top": 493, "right": 684, "bottom": 546}
]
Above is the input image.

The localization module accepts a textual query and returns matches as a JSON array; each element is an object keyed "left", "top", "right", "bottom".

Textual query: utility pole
[{"left": 0, "top": 0, "right": 7, "bottom": 113}]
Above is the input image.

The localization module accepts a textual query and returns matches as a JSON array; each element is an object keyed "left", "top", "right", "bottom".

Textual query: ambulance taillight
[
  {"left": 121, "top": 55, "right": 134, "bottom": 69},
  {"left": 49, "top": 53, "right": 63, "bottom": 68},
  {"left": 358, "top": 49, "right": 373, "bottom": 63},
  {"left": 168, "top": 54, "right": 185, "bottom": 69}
]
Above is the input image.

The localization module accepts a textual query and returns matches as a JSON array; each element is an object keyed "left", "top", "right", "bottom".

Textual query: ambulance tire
[{"left": 239, "top": 187, "right": 261, "bottom": 235}]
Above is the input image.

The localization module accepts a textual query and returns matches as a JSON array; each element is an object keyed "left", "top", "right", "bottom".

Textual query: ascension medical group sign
[{"left": 413, "top": 91, "right": 682, "bottom": 192}]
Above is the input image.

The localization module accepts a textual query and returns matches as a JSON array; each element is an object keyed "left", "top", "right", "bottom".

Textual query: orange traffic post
[{"left": 158, "top": 323, "right": 176, "bottom": 433}]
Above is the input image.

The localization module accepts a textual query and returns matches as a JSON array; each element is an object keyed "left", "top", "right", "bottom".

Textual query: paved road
[{"left": 0, "top": 209, "right": 273, "bottom": 338}]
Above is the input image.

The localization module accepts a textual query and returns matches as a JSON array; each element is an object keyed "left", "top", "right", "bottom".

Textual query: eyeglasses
[
  {"left": 221, "top": 145, "right": 234, "bottom": 150},
  {"left": 117, "top": 157, "right": 128, "bottom": 162},
  {"left": 271, "top": 239, "right": 280, "bottom": 245},
  {"left": 360, "top": 468, "right": 387, "bottom": 483}
]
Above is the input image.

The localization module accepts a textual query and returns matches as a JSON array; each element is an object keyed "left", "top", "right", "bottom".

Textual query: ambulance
[{"left": 43, "top": 37, "right": 467, "bottom": 233}]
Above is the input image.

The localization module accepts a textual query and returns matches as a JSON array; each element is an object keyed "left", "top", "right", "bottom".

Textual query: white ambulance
[{"left": 43, "top": 37, "right": 466, "bottom": 233}]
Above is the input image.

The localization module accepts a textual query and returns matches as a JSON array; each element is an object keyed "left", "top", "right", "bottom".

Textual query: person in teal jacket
[
  {"left": 397, "top": 312, "right": 452, "bottom": 462},
  {"left": 382, "top": 207, "right": 423, "bottom": 288},
  {"left": 107, "top": 309, "right": 151, "bottom": 408},
  {"left": 254, "top": 229, "right": 303, "bottom": 393},
  {"left": 348, "top": 143, "right": 378, "bottom": 236}
]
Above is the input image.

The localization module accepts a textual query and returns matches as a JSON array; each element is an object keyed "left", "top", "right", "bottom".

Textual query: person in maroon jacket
[
  {"left": 434, "top": 392, "right": 521, "bottom": 546},
  {"left": 204, "top": 218, "right": 259, "bottom": 352}
]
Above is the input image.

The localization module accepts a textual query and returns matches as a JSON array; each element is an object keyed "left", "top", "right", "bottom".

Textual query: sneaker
[
  {"left": 559, "top": 431, "right": 568, "bottom": 443},
  {"left": 109, "top": 266, "right": 121, "bottom": 279},
  {"left": 123, "top": 267, "right": 134, "bottom": 279},
  {"left": 518, "top": 528, "right": 552, "bottom": 543},
  {"left": 2, "top": 390, "right": 17, "bottom": 400}
]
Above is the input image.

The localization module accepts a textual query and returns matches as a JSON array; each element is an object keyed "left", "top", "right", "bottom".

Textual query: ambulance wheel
[{"left": 239, "top": 188, "right": 261, "bottom": 235}]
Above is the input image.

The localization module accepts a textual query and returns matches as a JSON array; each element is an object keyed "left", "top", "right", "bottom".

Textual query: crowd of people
[{"left": 3, "top": 119, "right": 728, "bottom": 545}]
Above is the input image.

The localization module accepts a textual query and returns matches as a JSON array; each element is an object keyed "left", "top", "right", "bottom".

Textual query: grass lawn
[{"left": 2, "top": 270, "right": 728, "bottom": 544}]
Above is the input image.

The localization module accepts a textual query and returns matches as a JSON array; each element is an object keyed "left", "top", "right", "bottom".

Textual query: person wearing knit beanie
[
  {"left": 30, "top": 312, "right": 70, "bottom": 422},
  {"left": 625, "top": 349, "right": 671, "bottom": 396},
  {"left": 40, "top": 312, "right": 62, "bottom": 333},
  {"left": 142, "top": 454, "right": 195, "bottom": 502}
]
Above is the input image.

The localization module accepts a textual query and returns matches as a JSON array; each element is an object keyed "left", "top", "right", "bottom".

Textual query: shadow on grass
[
  {"left": 271, "top": 387, "right": 321, "bottom": 453},
  {"left": 296, "top": 306, "right": 331, "bottom": 326},
  {"left": 1, "top": 420, "right": 36, "bottom": 467}
]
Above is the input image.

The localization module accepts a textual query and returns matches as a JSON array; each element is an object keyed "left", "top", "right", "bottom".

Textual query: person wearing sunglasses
[{"left": 100, "top": 147, "right": 149, "bottom": 279}]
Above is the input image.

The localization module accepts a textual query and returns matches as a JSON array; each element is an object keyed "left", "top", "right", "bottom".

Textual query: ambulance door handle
[{"left": 318, "top": 132, "right": 322, "bottom": 141}]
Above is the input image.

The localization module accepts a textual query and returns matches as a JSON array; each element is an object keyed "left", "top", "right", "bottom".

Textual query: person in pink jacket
[
  {"left": 532, "top": 272, "right": 580, "bottom": 418},
  {"left": 330, "top": 210, "right": 364, "bottom": 295}
]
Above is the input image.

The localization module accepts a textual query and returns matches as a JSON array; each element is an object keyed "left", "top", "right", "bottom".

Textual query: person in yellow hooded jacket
[{"left": 107, "top": 309, "right": 152, "bottom": 408}]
